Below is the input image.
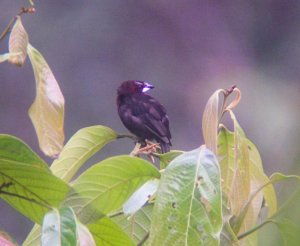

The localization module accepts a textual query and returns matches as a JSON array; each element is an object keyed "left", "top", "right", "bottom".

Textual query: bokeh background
[{"left": 1, "top": 0, "right": 300, "bottom": 244}]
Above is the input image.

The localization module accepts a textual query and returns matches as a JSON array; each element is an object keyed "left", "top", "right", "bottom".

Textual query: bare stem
[
  {"left": 117, "top": 133, "right": 137, "bottom": 141},
  {"left": 137, "top": 232, "right": 149, "bottom": 246},
  {"left": 0, "top": 7, "right": 35, "bottom": 42}
]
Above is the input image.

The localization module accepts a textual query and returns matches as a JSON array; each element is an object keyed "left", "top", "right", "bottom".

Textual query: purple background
[{"left": 1, "top": 0, "right": 300, "bottom": 243}]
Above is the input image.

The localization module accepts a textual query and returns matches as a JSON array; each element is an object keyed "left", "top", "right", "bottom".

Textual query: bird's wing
[{"left": 131, "top": 94, "right": 171, "bottom": 143}]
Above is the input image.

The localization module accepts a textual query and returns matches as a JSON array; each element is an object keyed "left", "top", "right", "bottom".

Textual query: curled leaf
[
  {"left": 225, "top": 88, "right": 241, "bottom": 111},
  {"left": 8, "top": 16, "right": 28, "bottom": 66},
  {"left": 202, "top": 89, "right": 225, "bottom": 154},
  {"left": 27, "top": 43, "right": 65, "bottom": 158}
]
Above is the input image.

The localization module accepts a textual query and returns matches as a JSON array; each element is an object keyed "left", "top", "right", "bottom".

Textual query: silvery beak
[{"left": 142, "top": 82, "right": 154, "bottom": 92}]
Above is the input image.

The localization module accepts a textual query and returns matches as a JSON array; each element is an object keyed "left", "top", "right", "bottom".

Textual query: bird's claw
[
  {"left": 130, "top": 142, "right": 158, "bottom": 163},
  {"left": 138, "top": 143, "right": 158, "bottom": 163}
]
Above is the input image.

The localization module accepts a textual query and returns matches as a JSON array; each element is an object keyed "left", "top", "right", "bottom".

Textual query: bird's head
[{"left": 117, "top": 80, "right": 154, "bottom": 95}]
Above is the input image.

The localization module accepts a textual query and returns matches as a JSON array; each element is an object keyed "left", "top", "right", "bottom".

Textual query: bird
[{"left": 117, "top": 80, "right": 172, "bottom": 153}]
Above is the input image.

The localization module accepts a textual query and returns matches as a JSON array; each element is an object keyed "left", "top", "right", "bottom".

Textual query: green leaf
[
  {"left": 8, "top": 16, "right": 28, "bottom": 66},
  {"left": 218, "top": 113, "right": 277, "bottom": 240},
  {"left": 51, "top": 125, "right": 118, "bottom": 182},
  {"left": 23, "top": 224, "right": 41, "bottom": 246},
  {"left": 123, "top": 179, "right": 159, "bottom": 215},
  {"left": 111, "top": 205, "right": 153, "bottom": 244},
  {"left": 148, "top": 146, "right": 223, "bottom": 246},
  {"left": 41, "top": 207, "right": 96, "bottom": 246},
  {"left": 157, "top": 150, "right": 184, "bottom": 169},
  {"left": 27, "top": 43, "right": 65, "bottom": 158},
  {"left": 0, "top": 134, "right": 49, "bottom": 171},
  {"left": 41, "top": 207, "right": 76, "bottom": 246},
  {"left": 64, "top": 155, "right": 160, "bottom": 223},
  {"left": 202, "top": 89, "right": 225, "bottom": 154},
  {"left": 88, "top": 217, "right": 134, "bottom": 246},
  {"left": 275, "top": 219, "right": 300, "bottom": 246},
  {"left": 0, "top": 135, "right": 70, "bottom": 223},
  {"left": 24, "top": 213, "right": 97, "bottom": 246},
  {"left": 25, "top": 126, "right": 118, "bottom": 243}
]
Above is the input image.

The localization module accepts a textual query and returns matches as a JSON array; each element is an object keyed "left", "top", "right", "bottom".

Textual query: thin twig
[
  {"left": 137, "top": 232, "right": 149, "bottom": 246},
  {"left": 0, "top": 7, "right": 35, "bottom": 42},
  {"left": 117, "top": 133, "right": 137, "bottom": 141}
]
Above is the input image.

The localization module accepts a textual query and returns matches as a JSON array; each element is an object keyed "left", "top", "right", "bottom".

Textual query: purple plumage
[{"left": 117, "top": 80, "right": 171, "bottom": 153}]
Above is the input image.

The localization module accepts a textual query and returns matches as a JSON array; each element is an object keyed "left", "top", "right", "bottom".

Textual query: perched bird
[{"left": 117, "top": 80, "right": 172, "bottom": 153}]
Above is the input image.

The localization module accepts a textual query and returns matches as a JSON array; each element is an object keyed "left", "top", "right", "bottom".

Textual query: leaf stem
[
  {"left": 108, "top": 210, "right": 124, "bottom": 218},
  {"left": 237, "top": 220, "right": 274, "bottom": 240},
  {"left": 117, "top": 133, "right": 137, "bottom": 141},
  {"left": 137, "top": 232, "right": 149, "bottom": 246}
]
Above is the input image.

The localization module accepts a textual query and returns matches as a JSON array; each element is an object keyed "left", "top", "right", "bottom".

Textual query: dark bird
[{"left": 117, "top": 80, "right": 172, "bottom": 153}]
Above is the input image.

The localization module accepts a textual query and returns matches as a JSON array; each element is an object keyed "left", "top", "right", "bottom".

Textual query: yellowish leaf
[
  {"left": 0, "top": 52, "right": 21, "bottom": 63},
  {"left": 8, "top": 16, "right": 28, "bottom": 66},
  {"left": 225, "top": 87, "right": 241, "bottom": 111},
  {"left": 27, "top": 43, "right": 65, "bottom": 158},
  {"left": 218, "top": 111, "right": 277, "bottom": 245},
  {"left": 202, "top": 89, "right": 225, "bottom": 154}
]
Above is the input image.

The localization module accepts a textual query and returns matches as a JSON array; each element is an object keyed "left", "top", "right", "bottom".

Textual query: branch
[
  {"left": 117, "top": 133, "right": 137, "bottom": 141},
  {"left": 0, "top": 7, "right": 35, "bottom": 42}
]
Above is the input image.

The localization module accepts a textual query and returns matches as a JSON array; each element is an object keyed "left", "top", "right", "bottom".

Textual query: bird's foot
[
  {"left": 130, "top": 142, "right": 158, "bottom": 163},
  {"left": 138, "top": 143, "right": 158, "bottom": 163}
]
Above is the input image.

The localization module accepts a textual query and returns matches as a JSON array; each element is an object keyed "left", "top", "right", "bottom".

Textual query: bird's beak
[{"left": 142, "top": 82, "right": 154, "bottom": 92}]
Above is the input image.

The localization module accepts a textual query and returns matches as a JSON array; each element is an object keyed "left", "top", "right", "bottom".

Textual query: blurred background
[{"left": 0, "top": 0, "right": 300, "bottom": 244}]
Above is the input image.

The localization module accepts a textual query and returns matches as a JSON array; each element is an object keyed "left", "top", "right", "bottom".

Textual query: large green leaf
[
  {"left": 25, "top": 125, "right": 118, "bottom": 243},
  {"left": 148, "top": 146, "right": 222, "bottom": 246},
  {"left": 218, "top": 111, "right": 277, "bottom": 245},
  {"left": 0, "top": 134, "right": 49, "bottom": 171},
  {"left": 88, "top": 217, "right": 134, "bottom": 246},
  {"left": 41, "top": 207, "right": 95, "bottom": 246},
  {"left": 64, "top": 155, "right": 160, "bottom": 223},
  {"left": 111, "top": 205, "right": 153, "bottom": 244},
  {"left": 0, "top": 135, "right": 70, "bottom": 224},
  {"left": 8, "top": 16, "right": 28, "bottom": 66},
  {"left": 27, "top": 43, "right": 65, "bottom": 158},
  {"left": 41, "top": 207, "right": 76, "bottom": 246},
  {"left": 157, "top": 150, "right": 184, "bottom": 169},
  {"left": 270, "top": 185, "right": 300, "bottom": 246},
  {"left": 51, "top": 125, "right": 118, "bottom": 182}
]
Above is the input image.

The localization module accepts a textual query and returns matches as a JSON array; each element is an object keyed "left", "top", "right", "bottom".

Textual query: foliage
[{"left": 1, "top": 5, "right": 300, "bottom": 246}]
